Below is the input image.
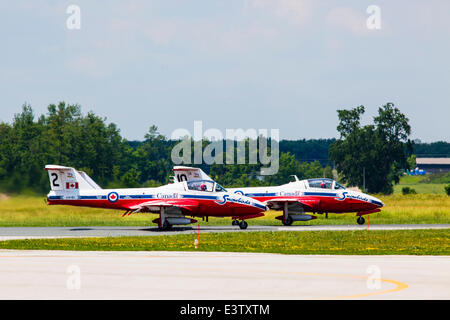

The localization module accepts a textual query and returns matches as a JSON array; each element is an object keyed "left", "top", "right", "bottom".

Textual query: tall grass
[
  {"left": 0, "top": 194, "right": 449, "bottom": 227},
  {"left": 378, "top": 194, "right": 450, "bottom": 224},
  {"left": 0, "top": 195, "right": 149, "bottom": 227}
]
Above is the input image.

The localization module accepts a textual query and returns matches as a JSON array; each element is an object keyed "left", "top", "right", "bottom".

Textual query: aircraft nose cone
[
  {"left": 249, "top": 198, "right": 267, "bottom": 211},
  {"left": 238, "top": 195, "right": 266, "bottom": 212},
  {"left": 371, "top": 197, "right": 384, "bottom": 208}
]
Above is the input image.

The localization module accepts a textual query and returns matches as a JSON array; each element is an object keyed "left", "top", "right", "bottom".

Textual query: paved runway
[
  {"left": 0, "top": 250, "right": 448, "bottom": 300},
  {"left": 0, "top": 224, "right": 449, "bottom": 240}
]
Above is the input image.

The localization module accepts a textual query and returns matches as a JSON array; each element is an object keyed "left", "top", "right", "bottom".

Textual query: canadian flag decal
[{"left": 66, "top": 182, "right": 79, "bottom": 189}]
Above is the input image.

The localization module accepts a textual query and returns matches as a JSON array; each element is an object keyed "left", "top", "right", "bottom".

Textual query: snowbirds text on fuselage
[
  {"left": 45, "top": 165, "right": 267, "bottom": 230},
  {"left": 228, "top": 175, "right": 384, "bottom": 225}
]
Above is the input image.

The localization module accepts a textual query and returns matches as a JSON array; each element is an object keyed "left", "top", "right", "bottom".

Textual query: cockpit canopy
[
  {"left": 307, "top": 178, "right": 345, "bottom": 190},
  {"left": 186, "top": 180, "right": 227, "bottom": 192}
]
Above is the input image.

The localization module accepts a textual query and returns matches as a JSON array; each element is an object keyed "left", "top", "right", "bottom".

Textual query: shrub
[
  {"left": 445, "top": 184, "right": 450, "bottom": 196},
  {"left": 402, "top": 187, "right": 417, "bottom": 195}
]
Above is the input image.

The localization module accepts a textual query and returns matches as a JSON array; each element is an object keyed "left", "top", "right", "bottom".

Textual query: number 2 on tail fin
[
  {"left": 51, "top": 173, "right": 60, "bottom": 187},
  {"left": 49, "top": 172, "right": 63, "bottom": 190}
]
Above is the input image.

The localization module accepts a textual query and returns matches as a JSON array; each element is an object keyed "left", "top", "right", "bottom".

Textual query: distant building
[{"left": 416, "top": 158, "right": 450, "bottom": 174}]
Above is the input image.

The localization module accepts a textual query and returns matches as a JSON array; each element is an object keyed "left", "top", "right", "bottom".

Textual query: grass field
[
  {"left": 0, "top": 194, "right": 449, "bottom": 227},
  {"left": 0, "top": 229, "right": 448, "bottom": 255},
  {"left": 393, "top": 174, "right": 449, "bottom": 195},
  {"left": 0, "top": 193, "right": 448, "bottom": 256},
  {"left": 1, "top": 172, "right": 449, "bottom": 227}
]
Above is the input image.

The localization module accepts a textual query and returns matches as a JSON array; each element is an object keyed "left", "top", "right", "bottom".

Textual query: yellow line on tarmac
[
  {"left": 286, "top": 272, "right": 409, "bottom": 299},
  {"left": 161, "top": 264, "right": 410, "bottom": 299},
  {"left": 173, "top": 267, "right": 410, "bottom": 299},
  {"left": 332, "top": 277, "right": 409, "bottom": 299}
]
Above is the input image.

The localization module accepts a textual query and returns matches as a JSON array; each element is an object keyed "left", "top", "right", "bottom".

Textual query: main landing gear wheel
[
  {"left": 357, "top": 216, "right": 365, "bottom": 225},
  {"left": 239, "top": 220, "right": 248, "bottom": 230},
  {"left": 232, "top": 219, "right": 239, "bottom": 226},
  {"left": 282, "top": 216, "right": 293, "bottom": 226}
]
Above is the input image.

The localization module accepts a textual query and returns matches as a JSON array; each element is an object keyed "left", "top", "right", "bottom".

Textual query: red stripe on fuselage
[
  {"left": 47, "top": 198, "right": 263, "bottom": 217},
  {"left": 254, "top": 195, "right": 379, "bottom": 213}
]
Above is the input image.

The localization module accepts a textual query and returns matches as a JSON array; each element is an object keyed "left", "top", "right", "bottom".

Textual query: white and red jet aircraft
[
  {"left": 46, "top": 165, "right": 266, "bottom": 230},
  {"left": 228, "top": 175, "right": 384, "bottom": 226}
]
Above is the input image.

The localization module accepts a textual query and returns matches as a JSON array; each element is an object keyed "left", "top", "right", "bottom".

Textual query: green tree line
[
  {"left": 0, "top": 103, "right": 333, "bottom": 194},
  {"left": 0, "top": 102, "right": 446, "bottom": 194}
]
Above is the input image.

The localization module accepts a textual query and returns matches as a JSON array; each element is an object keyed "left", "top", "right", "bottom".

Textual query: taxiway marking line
[{"left": 286, "top": 272, "right": 409, "bottom": 299}]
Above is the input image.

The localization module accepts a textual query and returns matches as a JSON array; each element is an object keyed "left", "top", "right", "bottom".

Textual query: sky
[{"left": 0, "top": 0, "right": 449, "bottom": 142}]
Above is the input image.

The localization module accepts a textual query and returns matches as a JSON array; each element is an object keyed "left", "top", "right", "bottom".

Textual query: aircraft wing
[
  {"left": 125, "top": 199, "right": 199, "bottom": 214},
  {"left": 264, "top": 198, "right": 319, "bottom": 211}
]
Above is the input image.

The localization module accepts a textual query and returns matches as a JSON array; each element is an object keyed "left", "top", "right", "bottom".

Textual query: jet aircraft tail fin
[
  {"left": 172, "top": 166, "right": 213, "bottom": 183},
  {"left": 45, "top": 165, "right": 102, "bottom": 192}
]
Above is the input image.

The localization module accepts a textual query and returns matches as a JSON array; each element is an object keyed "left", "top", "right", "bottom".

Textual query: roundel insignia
[
  {"left": 107, "top": 192, "right": 119, "bottom": 203},
  {"left": 234, "top": 190, "right": 244, "bottom": 195}
]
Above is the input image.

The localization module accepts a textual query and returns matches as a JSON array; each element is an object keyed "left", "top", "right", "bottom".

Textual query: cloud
[
  {"left": 219, "top": 23, "right": 278, "bottom": 52},
  {"left": 144, "top": 20, "right": 179, "bottom": 46},
  {"left": 325, "top": 7, "right": 370, "bottom": 37},
  {"left": 66, "top": 55, "right": 103, "bottom": 77},
  {"left": 401, "top": 1, "right": 450, "bottom": 39},
  {"left": 244, "top": 0, "right": 314, "bottom": 26}
]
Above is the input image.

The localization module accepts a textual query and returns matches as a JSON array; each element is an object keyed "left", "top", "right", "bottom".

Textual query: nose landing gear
[
  {"left": 239, "top": 220, "right": 248, "bottom": 230},
  {"left": 357, "top": 216, "right": 365, "bottom": 225},
  {"left": 232, "top": 219, "right": 248, "bottom": 229}
]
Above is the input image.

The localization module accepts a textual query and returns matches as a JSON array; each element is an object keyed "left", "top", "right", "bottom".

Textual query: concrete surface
[{"left": 0, "top": 250, "right": 448, "bottom": 300}]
